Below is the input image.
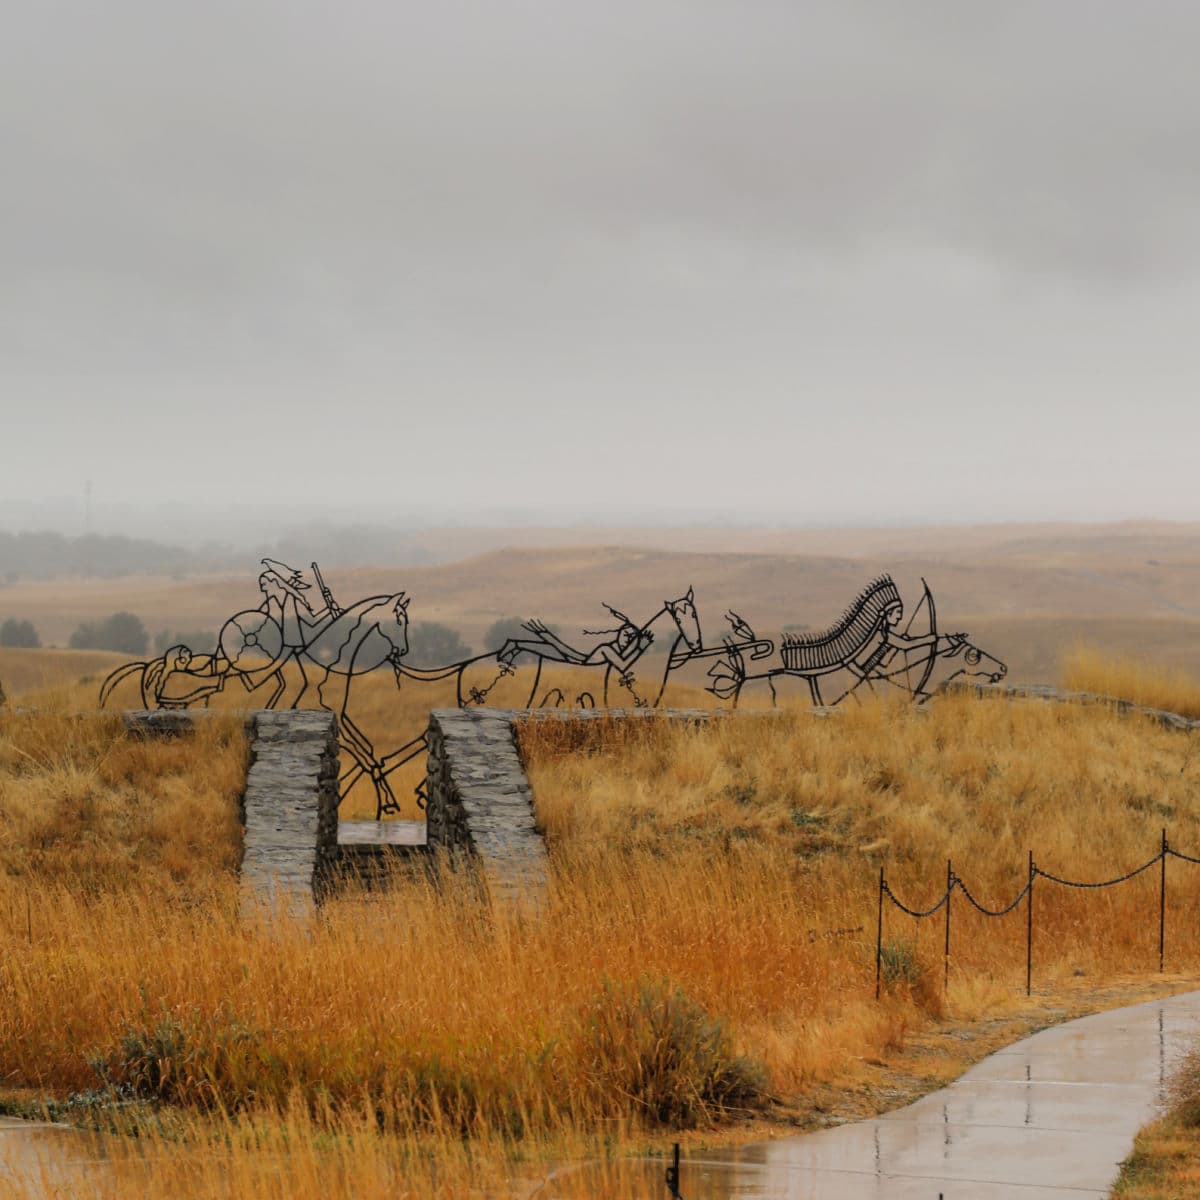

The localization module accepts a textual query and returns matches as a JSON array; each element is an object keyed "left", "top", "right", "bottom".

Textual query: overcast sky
[{"left": 3, "top": 1, "right": 1200, "bottom": 538}]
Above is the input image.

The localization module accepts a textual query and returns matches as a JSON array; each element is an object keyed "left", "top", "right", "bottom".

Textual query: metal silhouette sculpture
[
  {"left": 98, "top": 561, "right": 768, "bottom": 817},
  {"left": 493, "top": 589, "right": 772, "bottom": 709},
  {"left": 98, "top": 563, "right": 1004, "bottom": 817},
  {"left": 704, "top": 574, "right": 1006, "bottom": 707}
]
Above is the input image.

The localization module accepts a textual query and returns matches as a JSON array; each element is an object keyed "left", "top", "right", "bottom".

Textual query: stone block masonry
[
  {"left": 425, "top": 709, "right": 549, "bottom": 906},
  {"left": 240, "top": 710, "right": 340, "bottom": 914}
]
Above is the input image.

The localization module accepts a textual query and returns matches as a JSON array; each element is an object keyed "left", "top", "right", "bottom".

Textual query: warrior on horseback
[
  {"left": 707, "top": 575, "right": 1004, "bottom": 708},
  {"left": 780, "top": 575, "right": 936, "bottom": 698}
]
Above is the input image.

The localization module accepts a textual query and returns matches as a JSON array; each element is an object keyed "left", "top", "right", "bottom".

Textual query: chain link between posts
[
  {"left": 875, "top": 829, "right": 1188, "bottom": 999},
  {"left": 881, "top": 880, "right": 951, "bottom": 919},
  {"left": 953, "top": 874, "right": 1032, "bottom": 917},
  {"left": 1033, "top": 853, "right": 1162, "bottom": 890}
]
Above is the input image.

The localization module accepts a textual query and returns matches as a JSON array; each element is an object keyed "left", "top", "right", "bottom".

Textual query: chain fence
[{"left": 874, "top": 828, "right": 1196, "bottom": 998}]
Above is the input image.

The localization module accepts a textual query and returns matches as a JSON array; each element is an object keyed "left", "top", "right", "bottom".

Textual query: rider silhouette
[
  {"left": 252, "top": 560, "right": 334, "bottom": 704},
  {"left": 850, "top": 600, "right": 937, "bottom": 684},
  {"left": 507, "top": 606, "right": 653, "bottom": 674},
  {"left": 257, "top": 560, "right": 331, "bottom": 650}
]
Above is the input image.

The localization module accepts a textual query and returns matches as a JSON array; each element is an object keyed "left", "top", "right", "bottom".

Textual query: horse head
[
  {"left": 665, "top": 586, "right": 702, "bottom": 652},
  {"left": 388, "top": 592, "right": 411, "bottom": 657},
  {"left": 936, "top": 632, "right": 1007, "bottom": 685}
]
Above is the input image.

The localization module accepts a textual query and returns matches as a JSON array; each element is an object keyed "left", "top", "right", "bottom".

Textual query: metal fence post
[
  {"left": 944, "top": 858, "right": 953, "bottom": 995},
  {"left": 1160, "top": 828, "right": 1167, "bottom": 974},
  {"left": 1026, "top": 850, "right": 1034, "bottom": 997},
  {"left": 665, "top": 1142, "right": 683, "bottom": 1199},
  {"left": 876, "top": 866, "right": 884, "bottom": 1001}
]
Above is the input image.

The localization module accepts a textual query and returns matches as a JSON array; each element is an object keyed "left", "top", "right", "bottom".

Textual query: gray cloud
[{"left": 2, "top": 1, "right": 1199, "bottom": 529}]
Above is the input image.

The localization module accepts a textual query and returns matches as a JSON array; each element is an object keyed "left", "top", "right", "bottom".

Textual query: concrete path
[{"left": 545, "top": 989, "right": 1200, "bottom": 1198}]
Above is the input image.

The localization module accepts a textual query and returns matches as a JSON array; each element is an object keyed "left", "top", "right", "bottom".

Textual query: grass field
[
  {"left": 0, "top": 646, "right": 126, "bottom": 700},
  {"left": 5, "top": 653, "right": 1200, "bottom": 1195},
  {"left": 23, "top": 650, "right": 723, "bottom": 820}
]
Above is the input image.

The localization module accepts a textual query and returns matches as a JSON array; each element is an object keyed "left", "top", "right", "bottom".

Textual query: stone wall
[
  {"left": 945, "top": 682, "right": 1199, "bottom": 733},
  {"left": 241, "top": 710, "right": 340, "bottom": 913},
  {"left": 425, "top": 709, "right": 548, "bottom": 906}
]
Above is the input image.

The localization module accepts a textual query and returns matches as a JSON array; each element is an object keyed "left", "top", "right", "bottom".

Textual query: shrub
[
  {"left": 879, "top": 940, "right": 923, "bottom": 989},
  {"left": 879, "top": 939, "right": 942, "bottom": 1015},
  {"left": 1166, "top": 1042, "right": 1200, "bottom": 1127},
  {"left": 90, "top": 1008, "right": 266, "bottom": 1109},
  {"left": 579, "top": 977, "right": 767, "bottom": 1126}
]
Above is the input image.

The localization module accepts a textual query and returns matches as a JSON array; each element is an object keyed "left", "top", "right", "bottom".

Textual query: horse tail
[{"left": 99, "top": 661, "right": 149, "bottom": 708}]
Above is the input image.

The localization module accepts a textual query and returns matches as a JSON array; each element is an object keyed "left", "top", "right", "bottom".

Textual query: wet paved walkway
[{"left": 546, "top": 989, "right": 1200, "bottom": 1198}]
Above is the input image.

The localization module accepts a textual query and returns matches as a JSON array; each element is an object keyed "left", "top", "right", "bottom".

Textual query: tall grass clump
[
  {"left": 1062, "top": 645, "right": 1200, "bottom": 719},
  {"left": 581, "top": 977, "right": 768, "bottom": 1125}
]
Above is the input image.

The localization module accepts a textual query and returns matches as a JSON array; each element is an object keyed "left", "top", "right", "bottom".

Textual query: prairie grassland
[
  {"left": 7, "top": 664, "right": 1200, "bottom": 1195},
  {"left": 519, "top": 693, "right": 1200, "bottom": 999},
  {"left": 0, "top": 646, "right": 126, "bottom": 700},
  {"left": 69, "top": 654, "right": 721, "bottom": 819},
  {"left": 0, "top": 707, "right": 244, "bottom": 891},
  {"left": 1063, "top": 644, "right": 1200, "bottom": 719}
]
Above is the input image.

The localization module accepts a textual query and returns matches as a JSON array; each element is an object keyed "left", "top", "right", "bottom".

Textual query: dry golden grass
[
  {"left": 1063, "top": 644, "right": 1200, "bottom": 719},
  {"left": 0, "top": 646, "right": 126, "bottom": 700},
  {"left": 0, "top": 707, "right": 245, "bottom": 891},
  {"left": 67, "top": 653, "right": 721, "bottom": 820},
  {"left": 7, "top": 659, "right": 1200, "bottom": 1196}
]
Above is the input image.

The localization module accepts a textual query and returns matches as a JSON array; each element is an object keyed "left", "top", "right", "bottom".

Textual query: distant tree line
[
  {"left": 0, "top": 618, "right": 40, "bottom": 648},
  {"left": 0, "top": 531, "right": 203, "bottom": 582},
  {"left": 68, "top": 612, "right": 149, "bottom": 656}
]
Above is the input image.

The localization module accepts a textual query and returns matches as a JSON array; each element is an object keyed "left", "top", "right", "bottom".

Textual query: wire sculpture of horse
[{"left": 490, "top": 587, "right": 749, "bottom": 709}]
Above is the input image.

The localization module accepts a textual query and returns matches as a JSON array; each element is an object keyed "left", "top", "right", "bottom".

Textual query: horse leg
[
  {"left": 289, "top": 655, "right": 309, "bottom": 709},
  {"left": 523, "top": 659, "right": 544, "bottom": 708}
]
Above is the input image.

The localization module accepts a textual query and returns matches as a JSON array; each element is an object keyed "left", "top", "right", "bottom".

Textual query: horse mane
[{"left": 780, "top": 575, "right": 902, "bottom": 671}]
